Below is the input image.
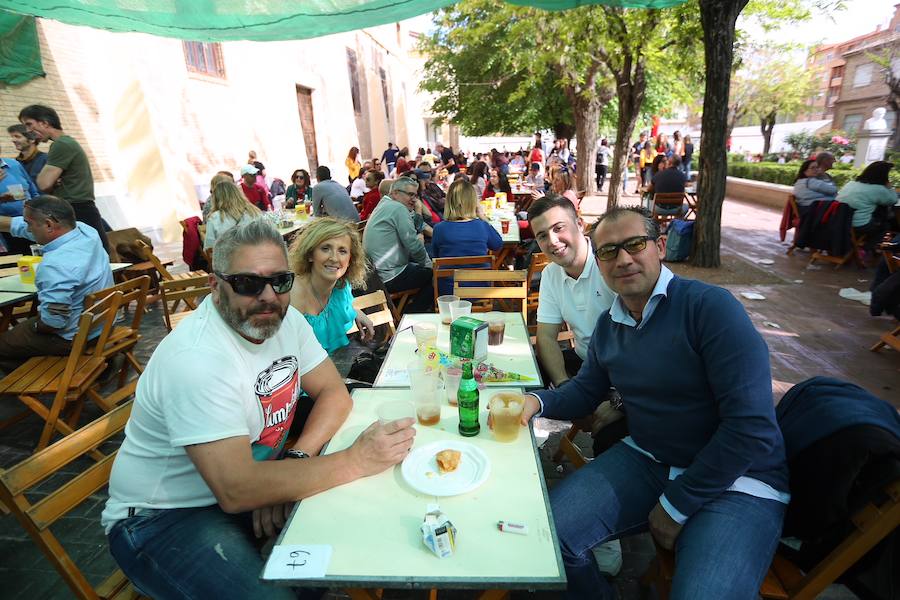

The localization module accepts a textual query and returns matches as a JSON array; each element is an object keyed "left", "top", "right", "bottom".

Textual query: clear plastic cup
[
  {"left": 413, "top": 322, "right": 438, "bottom": 354},
  {"left": 489, "top": 392, "right": 525, "bottom": 442},
  {"left": 444, "top": 367, "right": 462, "bottom": 406},
  {"left": 376, "top": 400, "right": 415, "bottom": 426},
  {"left": 29, "top": 244, "right": 44, "bottom": 257},
  {"left": 501, "top": 219, "right": 511, "bottom": 234},
  {"left": 486, "top": 312, "right": 506, "bottom": 345},
  {"left": 408, "top": 363, "right": 441, "bottom": 426},
  {"left": 7, "top": 184, "right": 25, "bottom": 200},
  {"left": 449, "top": 300, "right": 472, "bottom": 322},
  {"left": 437, "top": 295, "right": 459, "bottom": 325}
]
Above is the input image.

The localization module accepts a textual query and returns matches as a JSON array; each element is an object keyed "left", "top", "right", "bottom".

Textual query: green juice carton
[{"left": 450, "top": 316, "right": 488, "bottom": 361}]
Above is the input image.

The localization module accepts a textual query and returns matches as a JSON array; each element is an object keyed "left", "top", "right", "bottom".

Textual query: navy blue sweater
[{"left": 535, "top": 277, "right": 789, "bottom": 519}]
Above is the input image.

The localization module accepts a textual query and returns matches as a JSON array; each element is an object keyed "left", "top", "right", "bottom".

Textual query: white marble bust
[{"left": 864, "top": 107, "right": 888, "bottom": 131}]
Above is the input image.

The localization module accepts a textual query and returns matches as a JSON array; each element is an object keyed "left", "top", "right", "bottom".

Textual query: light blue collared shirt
[{"left": 11, "top": 218, "right": 113, "bottom": 340}]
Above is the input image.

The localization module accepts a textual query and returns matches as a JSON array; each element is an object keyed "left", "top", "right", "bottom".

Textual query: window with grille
[
  {"left": 842, "top": 114, "right": 863, "bottom": 132},
  {"left": 853, "top": 63, "right": 873, "bottom": 87},
  {"left": 347, "top": 49, "right": 362, "bottom": 114},
  {"left": 182, "top": 41, "right": 226, "bottom": 79}
]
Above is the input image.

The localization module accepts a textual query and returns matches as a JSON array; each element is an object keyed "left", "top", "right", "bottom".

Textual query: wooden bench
[{"left": 0, "top": 400, "right": 146, "bottom": 599}]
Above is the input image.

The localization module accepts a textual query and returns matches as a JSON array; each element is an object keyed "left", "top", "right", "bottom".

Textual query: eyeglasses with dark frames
[
  {"left": 594, "top": 236, "right": 657, "bottom": 262},
  {"left": 215, "top": 271, "right": 295, "bottom": 296}
]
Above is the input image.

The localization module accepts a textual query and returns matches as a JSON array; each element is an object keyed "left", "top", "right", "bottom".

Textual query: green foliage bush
[
  {"left": 728, "top": 161, "right": 900, "bottom": 188},
  {"left": 727, "top": 162, "right": 856, "bottom": 187}
]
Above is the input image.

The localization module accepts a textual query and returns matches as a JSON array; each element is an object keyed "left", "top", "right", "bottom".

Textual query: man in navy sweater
[{"left": 519, "top": 207, "right": 790, "bottom": 599}]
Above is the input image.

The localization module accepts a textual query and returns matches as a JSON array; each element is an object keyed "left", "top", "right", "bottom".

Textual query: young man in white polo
[{"left": 527, "top": 194, "right": 622, "bottom": 574}]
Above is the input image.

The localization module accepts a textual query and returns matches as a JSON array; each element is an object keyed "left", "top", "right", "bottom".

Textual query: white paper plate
[{"left": 401, "top": 440, "right": 491, "bottom": 497}]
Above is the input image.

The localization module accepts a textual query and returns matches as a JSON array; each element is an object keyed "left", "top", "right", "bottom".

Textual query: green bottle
[{"left": 457, "top": 362, "right": 480, "bottom": 437}]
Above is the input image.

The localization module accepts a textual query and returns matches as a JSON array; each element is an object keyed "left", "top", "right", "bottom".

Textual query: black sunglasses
[
  {"left": 215, "top": 271, "right": 295, "bottom": 296},
  {"left": 595, "top": 236, "right": 657, "bottom": 262}
]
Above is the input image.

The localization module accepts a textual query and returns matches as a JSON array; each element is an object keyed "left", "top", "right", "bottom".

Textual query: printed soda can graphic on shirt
[{"left": 253, "top": 356, "right": 300, "bottom": 460}]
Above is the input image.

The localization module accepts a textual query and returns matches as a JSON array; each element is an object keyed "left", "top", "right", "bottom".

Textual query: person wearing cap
[
  {"left": 525, "top": 162, "right": 545, "bottom": 189},
  {"left": 240, "top": 164, "right": 272, "bottom": 212}
]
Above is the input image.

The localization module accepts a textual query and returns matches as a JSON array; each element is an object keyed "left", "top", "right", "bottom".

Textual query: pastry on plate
[{"left": 435, "top": 449, "right": 462, "bottom": 474}]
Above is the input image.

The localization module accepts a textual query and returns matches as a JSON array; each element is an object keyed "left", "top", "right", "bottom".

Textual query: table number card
[{"left": 262, "top": 544, "right": 332, "bottom": 580}]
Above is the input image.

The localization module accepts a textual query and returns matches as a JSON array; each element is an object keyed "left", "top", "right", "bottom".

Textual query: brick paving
[{"left": 2, "top": 194, "right": 889, "bottom": 598}]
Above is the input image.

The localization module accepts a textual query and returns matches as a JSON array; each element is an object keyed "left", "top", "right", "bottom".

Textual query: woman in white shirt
[{"left": 204, "top": 180, "right": 261, "bottom": 250}]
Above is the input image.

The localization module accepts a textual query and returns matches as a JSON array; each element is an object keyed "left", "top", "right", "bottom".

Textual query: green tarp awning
[
  {"left": 0, "top": 11, "right": 43, "bottom": 84},
  {"left": 0, "top": 0, "right": 687, "bottom": 42}
]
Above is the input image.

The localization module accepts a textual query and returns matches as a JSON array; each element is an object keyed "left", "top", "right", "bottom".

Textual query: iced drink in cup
[
  {"left": 413, "top": 322, "right": 438, "bottom": 354},
  {"left": 486, "top": 312, "right": 506, "bottom": 345},
  {"left": 377, "top": 400, "right": 415, "bottom": 426},
  {"left": 501, "top": 219, "right": 510, "bottom": 234},
  {"left": 437, "top": 295, "right": 459, "bottom": 325},
  {"left": 490, "top": 392, "right": 525, "bottom": 442},
  {"left": 409, "top": 363, "right": 441, "bottom": 426}
]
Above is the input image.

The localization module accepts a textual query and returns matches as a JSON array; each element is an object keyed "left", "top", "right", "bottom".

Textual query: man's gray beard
[{"left": 215, "top": 295, "right": 284, "bottom": 341}]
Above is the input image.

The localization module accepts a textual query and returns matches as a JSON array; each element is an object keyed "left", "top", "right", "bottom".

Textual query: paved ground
[{"left": 2, "top": 191, "right": 892, "bottom": 598}]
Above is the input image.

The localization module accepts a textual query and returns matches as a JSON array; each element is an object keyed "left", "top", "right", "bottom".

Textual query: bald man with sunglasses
[
  {"left": 515, "top": 207, "right": 789, "bottom": 599},
  {"left": 102, "top": 219, "right": 415, "bottom": 599}
]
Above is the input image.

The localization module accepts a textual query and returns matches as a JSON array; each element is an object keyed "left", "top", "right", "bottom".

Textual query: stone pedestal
[{"left": 854, "top": 129, "right": 891, "bottom": 169}]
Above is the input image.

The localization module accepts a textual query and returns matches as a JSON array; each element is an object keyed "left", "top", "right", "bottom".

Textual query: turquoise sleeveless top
[{"left": 303, "top": 283, "right": 356, "bottom": 354}]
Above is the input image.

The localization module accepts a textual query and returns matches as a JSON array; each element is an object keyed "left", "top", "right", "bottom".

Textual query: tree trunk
[
  {"left": 606, "top": 75, "right": 645, "bottom": 210},
  {"left": 572, "top": 95, "right": 601, "bottom": 197},
  {"left": 692, "top": 0, "right": 749, "bottom": 268},
  {"left": 760, "top": 112, "right": 776, "bottom": 155}
]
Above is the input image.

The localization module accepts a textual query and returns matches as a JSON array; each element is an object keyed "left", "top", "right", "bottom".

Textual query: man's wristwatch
[{"left": 283, "top": 449, "right": 311, "bottom": 460}]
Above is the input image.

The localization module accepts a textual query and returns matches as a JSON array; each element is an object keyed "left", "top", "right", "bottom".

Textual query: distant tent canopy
[{"left": 0, "top": 1, "right": 686, "bottom": 43}]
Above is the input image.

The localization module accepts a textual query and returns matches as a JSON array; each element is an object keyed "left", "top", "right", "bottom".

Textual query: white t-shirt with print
[
  {"left": 101, "top": 296, "right": 327, "bottom": 530},
  {"left": 536, "top": 238, "right": 615, "bottom": 360}
]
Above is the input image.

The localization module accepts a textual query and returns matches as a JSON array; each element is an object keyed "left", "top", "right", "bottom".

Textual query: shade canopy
[{"left": 0, "top": 0, "right": 687, "bottom": 42}]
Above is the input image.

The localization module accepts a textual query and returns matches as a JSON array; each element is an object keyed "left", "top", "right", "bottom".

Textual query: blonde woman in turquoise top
[{"left": 288, "top": 217, "right": 374, "bottom": 353}]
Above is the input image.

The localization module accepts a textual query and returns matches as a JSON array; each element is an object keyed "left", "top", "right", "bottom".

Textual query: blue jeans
[
  {"left": 682, "top": 159, "right": 692, "bottom": 177},
  {"left": 108, "top": 505, "right": 297, "bottom": 600},
  {"left": 551, "top": 442, "right": 785, "bottom": 600}
]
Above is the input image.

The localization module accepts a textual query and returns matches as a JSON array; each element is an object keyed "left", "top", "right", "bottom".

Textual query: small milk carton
[
  {"left": 17, "top": 256, "right": 42, "bottom": 284},
  {"left": 450, "top": 316, "right": 488, "bottom": 362},
  {"left": 421, "top": 504, "right": 457, "bottom": 559}
]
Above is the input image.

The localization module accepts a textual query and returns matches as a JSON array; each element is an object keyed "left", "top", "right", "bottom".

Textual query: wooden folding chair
[
  {"left": 651, "top": 192, "right": 689, "bottom": 232},
  {"left": 0, "top": 291, "right": 123, "bottom": 451},
  {"left": 431, "top": 255, "right": 494, "bottom": 308},
  {"left": 0, "top": 400, "right": 148, "bottom": 600},
  {"left": 809, "top": 228, "right": 866, "bottom": 269},
  {"left": 453, "top": 269, "right": 528, "bottom": 318},
  {"left": 160, "top": 274, "right": 211, "bottom": 331},
  {"left": 133, "top": 239, "right": 207, "bottom": 282},
  {"left": 871, "top": 246, "right": 900, "bottom": 353},
  {"left": 526, "top": 252, "right": 550, "bottom": 316},
  {"left": 347, "top": 290, "right": 396, "bottom": 338},
  {"left": 786, "top": 195, "right": 801, "bottom": 255},
  {"left": 643, "top": 478, "right": 900, "bottom": 600},
  {"left": 84, "top": 276, "right": 151, "bottom": 388},
  {"left": 203, "top": 247, "right": 214, "bottom": 272},
  {"left": 388, "top": 289, "right": 420, "bottom": 322}
]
